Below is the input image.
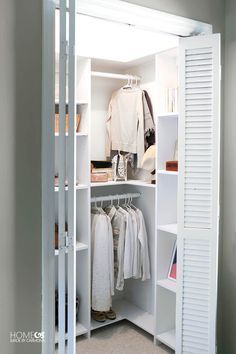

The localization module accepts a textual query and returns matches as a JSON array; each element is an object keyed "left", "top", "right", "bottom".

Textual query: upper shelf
[
  {"left": 54, "top": 132, "right": 88, "bottom": 137},
  {"left": 158, "top": 112, "right": 178, "bottom": 119},
  {"left": 91, "top": 180, "right": 155, "bottom": 188},
  {"left": 54, "top": 184, "right": 88, "bottom": 192},
  {"left": 157, "top": 170, "right": 178, "bottom": 176},
  {"left": 54, "top": 100, "right": 89, "bottom": 106},
  {"left": 158, "top": 223, "right": 177, "bottom": 235}
]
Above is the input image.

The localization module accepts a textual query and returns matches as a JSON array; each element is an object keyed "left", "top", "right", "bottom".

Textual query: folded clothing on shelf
[{"left": 91, "top": 172, "right": 109, "bottom": 183}]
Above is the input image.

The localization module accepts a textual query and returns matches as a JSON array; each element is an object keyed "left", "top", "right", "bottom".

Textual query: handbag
[{"left": 112, "top": 152, "right": 128, "bottom": 181}]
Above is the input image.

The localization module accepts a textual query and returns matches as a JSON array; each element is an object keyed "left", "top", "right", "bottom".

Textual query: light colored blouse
[{"left": 106, "top": 87, "right": 145, "bottom": 168}]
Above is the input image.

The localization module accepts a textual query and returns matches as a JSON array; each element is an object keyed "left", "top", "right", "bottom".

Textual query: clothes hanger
[
  {"left": 130, "top": 196, "right": 137, "bottom": 210},
  {"left": 97, "top": 199, "right": 106, "bottom": 214},
  {"left": 125, "top": 196, "right": 132, "bottom": 210},
  {"left": 116, "top": 194, "right": 120, "bottom": 209},
  {"left": 91, "top": 197, "right": 99, "bottom": 212},
  {"left": 121, "top": 196, "right": 128, "bottom": 209},
  {"left": 122, "top": 76, "right": 132, "bottom": 90}
]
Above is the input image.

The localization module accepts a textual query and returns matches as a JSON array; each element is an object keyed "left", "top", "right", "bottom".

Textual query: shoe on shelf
[{"left": 91, "top": 309, "right": 106, "bottom": 322}]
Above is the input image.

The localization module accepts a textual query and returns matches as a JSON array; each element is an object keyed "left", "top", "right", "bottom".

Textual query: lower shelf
[
  {"left": 91, "top": 299, "right": 155, "bottom": 335},
  {"left": 55, "top": 299, "right": 155, "bottom": 343},
  {"left": 157, "top": 279, "right": 177, "bottom": 293},
  {"left": 158, "top": 223, "right": 177, "bottom": 235},
  {"left": 55, "top": 322, "right": 88, "bottom": 344},
  {"left": 54, "top": 242, "right": 88, "bottom": 255},
  {"left": 156, "top": 328, "right": 176, "bottom": 350}
]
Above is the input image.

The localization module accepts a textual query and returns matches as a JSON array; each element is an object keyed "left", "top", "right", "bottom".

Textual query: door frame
[{"left": 42, "top": 1, "right": 213, "bottom": 353}]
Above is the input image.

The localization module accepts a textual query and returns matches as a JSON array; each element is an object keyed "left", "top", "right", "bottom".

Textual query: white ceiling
[{"left": 55, "top": 12, "right": 179, "bottom": 63}]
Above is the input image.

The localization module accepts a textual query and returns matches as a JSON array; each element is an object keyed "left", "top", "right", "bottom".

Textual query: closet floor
[{"left": 55, "top": 320, "right": 174, "bottom": 353}]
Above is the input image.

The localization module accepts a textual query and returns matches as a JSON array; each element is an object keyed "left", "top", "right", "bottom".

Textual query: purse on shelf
[{"left": 112, "top": 152, "right": 129, "bottom": 181}]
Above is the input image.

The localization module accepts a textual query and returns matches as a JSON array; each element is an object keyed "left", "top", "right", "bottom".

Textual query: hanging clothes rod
[
  {"left": 91, "top": 71, "right": 141, "bottom": 81},
  {"left": 91, "top": 192, "right": 140, "bottom": 203}
]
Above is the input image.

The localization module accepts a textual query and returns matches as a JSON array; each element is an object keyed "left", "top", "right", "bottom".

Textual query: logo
[{"left": 10, "top": 331, "right": 45, "bottom": 343}]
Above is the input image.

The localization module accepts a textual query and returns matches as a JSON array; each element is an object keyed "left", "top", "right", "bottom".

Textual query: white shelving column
[
  {"left": 155, "top": 49, "right": 179, "bottom": 352},
  {"left": 54, "top": 56, "right": 91, "bottom": 344},
  {"left": 156, "top": 113, "right": 178, "bottom": 351},
  {"left": 75, "top": 56, "right": 91, "bottom": 338}
]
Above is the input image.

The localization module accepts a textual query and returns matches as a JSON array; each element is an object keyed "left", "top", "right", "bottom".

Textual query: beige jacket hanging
[{"left": 106, "top": 88, "right": 145, "bottom": 168}]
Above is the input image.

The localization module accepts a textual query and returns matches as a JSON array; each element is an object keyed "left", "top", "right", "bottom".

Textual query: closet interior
[{"left": 54, "top": 11, "right": 180, "bottom": 351}]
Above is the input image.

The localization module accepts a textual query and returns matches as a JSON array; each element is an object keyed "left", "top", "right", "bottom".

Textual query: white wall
[{"left": 0, "top": 1, "right": 42, "bottom": 354}]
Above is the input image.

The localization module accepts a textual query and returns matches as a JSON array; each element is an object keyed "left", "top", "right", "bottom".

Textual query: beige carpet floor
[{"left": 74, "top": 320, "right": 173, "bottom": 354}]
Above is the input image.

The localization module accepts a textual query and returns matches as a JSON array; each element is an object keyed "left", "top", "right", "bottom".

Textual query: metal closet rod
[
  {"left": 91, "top": 192, "right": 141, "bottom": 203},
  {"left": 91, "top": 71, "right": 141, "bottom": 81}
]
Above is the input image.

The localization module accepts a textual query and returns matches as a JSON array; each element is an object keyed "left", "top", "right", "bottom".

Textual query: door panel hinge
[
  {"left": 59, "top": 231, "right": 70, "bottom": 251},
  {"left": 65, "top": 232, "right": 69, "bottom": 248},
  {"left": 59, "top": 231, "right": 74, "bottom": 252}
]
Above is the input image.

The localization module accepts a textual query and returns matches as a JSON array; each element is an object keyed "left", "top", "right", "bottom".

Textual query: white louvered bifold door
[
  {"left": 57, "top": 0, "right": 77, "bottom": 353},
  {"left": 176, "top": 34, "right": 221, "bottom": 354}
]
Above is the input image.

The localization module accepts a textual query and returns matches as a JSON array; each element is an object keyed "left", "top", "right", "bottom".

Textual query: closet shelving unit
[
  {"left": 54, "top": 56, "right": 91, "bottom": 343},
  {"left": 155, "top": 50, "right": 179, "bottom": 350},
  {"left": 89, "top": 56, "right": 158, "bottom": 336},
  {"left": 54, "top": 47, "right": 180, "bottom": 350}
]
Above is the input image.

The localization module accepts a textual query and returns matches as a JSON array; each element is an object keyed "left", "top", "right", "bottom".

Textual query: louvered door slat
[{"left": 177, "top": 34, "right": 220, "bottom": 354}]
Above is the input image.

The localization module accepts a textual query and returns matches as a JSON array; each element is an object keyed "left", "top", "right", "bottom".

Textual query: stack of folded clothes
[{"left": 90, "top": 160, "right": 112, "bottom": 183}]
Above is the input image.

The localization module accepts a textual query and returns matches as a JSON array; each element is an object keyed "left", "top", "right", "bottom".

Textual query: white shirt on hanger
[
  {"left": 106, "top": 87, "right": 145, "bottom": 168},
  {"left": 136, "top": 209, "right": 151, "bottom": 281},
  {"left": 91, "top": 212, "right": 114, "bottom": 312}
]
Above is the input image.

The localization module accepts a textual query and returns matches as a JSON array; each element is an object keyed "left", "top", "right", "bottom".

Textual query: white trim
[
  {"left": 54, "top": 0, "right": 212, "bottom": 37},
  {"left": 91, "top": 71, "right": 141, "bottom": 81},
  {"left": 58, "top": 0, "right": 67, "bottom": 352},
  {"left": 67, "top": 0, "right": 77, "bottom": 351},
  {"left": 42, "top": 1, "right": 55, "bottom": 354}
]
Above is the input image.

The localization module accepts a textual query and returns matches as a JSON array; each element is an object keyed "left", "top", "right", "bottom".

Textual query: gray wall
[
  {"left": 222, "top": 0, "right": 236, "bottom": 353},
  {"left": 0, "top": 1, "right": 42, "bottom": 354}
]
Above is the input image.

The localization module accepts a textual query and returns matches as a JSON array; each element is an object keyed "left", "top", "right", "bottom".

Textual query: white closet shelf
[
  {"left": 156, "top": 328, "right": 176, "bottom": 350},
  {"left": 157, "top": 170, "right": 178, "bottom": 176},
  {"left": 91, "top": 180, "right": 155, "bottom": 188},
  {"left": 157, "top": 279, "right": 176, "bottom": 293},
  {"left": 91, "top": 299, "right": 154, "bottom": 335},
  {"left": 158, "top": 223, "right": 177, "bottom": 235},
  {"left": 54, "top": 100, "right": 89, "bottom": 105},
  {"left": 54, "top": 132, "right": 88, "bottom": 137},
  {"left": 158, "top": 112, "right": 178, "bottom": 119},
  {"left": 54, "top": 242, "right": 88, "bottom": 255},
  {"left": 54, "top": 184, "right": 88, "bottom": 192},
  {"left": 55, "top": 322, "right": 88, "bottom": 344}
]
